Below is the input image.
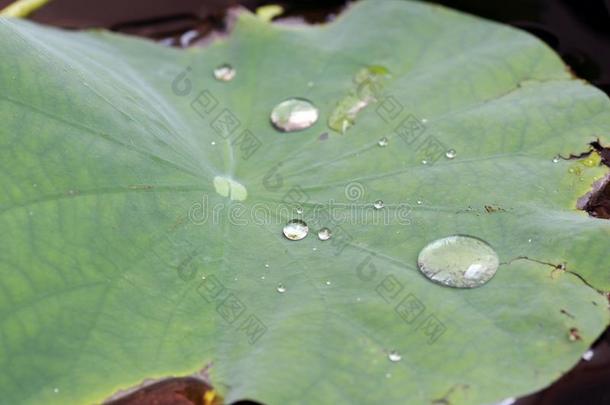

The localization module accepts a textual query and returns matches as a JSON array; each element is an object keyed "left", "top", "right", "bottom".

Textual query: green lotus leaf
[{"left": 1, "top": 1, "right": 610, "bottom": 404}]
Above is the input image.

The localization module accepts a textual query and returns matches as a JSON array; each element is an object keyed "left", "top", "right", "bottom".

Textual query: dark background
[{"left": 1, "top": 0, "right": 609, "bottom": 404}]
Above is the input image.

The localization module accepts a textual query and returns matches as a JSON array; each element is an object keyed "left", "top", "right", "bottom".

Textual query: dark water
[{"left": 2, "top": 0, "right": 609, "bottom": 404}]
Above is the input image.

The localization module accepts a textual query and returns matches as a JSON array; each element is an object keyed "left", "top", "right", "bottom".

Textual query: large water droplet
[
  {"left": 388, "top": 350, "right": 402, "bottom": 362},
  {"left": 373, "top": 200, "right": 384, "bottom": 210},
  {"left": 417, "top": 235, "right": 499, "bottom": 288},
  {"left": 270, "top": 98, "right": 319, "bottom": 132},
  {"left": 213, "top": 64, "right": 236, "bottom": 81},
  {"left": 317, "top": 227, "right": 332, "bottom": 241},
  {"left": 283, "top": 219, "right": 309, "bottom": 241}
]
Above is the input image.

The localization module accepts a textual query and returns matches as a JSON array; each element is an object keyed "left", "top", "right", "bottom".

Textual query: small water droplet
[
  {"left": 325, "top": 280, "right": 332, "bottom": 286},
  {"left": 582, "top": 349, "right": 594, "bottom": 361},
  {"left": 421, "top": 118, "right": 428, "bottom": 123},
  {"left": 53, "top": 388, "right": 59, "bottom": 394},
  {"left": 211, "top": 141, "right": 216, "bottom": 146},
  {"left": 264, "top": 263, "right": 270, "bottom": 268},
  {"left": 276, "top": 283, "right": 286, "bottom": 293},
  {"left": 312, "top": 247, "right": 318, "bottom": 251},
  {"left": 417, "top": 235, "right": 499, "bottom": 288},
  {"left": 385, "top": 372, "right": 392, "bottom": 378},
  {"left": 445, "top": 149, "right": 456, "bottom": 159},
  {"left": 552, "top": 156, "right": 560, "bottom": 163},
  {"left": 378, "top": 137, "right": 389, "bottom": 147},
  {"left": 373, "top": 200, "right": 384, "bottom": 210},
  {"left": 283, "top": 219, "right": 309, "bottom": 241},
  {"left": 296, "top": 207, "right": 304, "bottom": 215},
  {"left": 213, "top": 64, "right": 236, "bottom": 81},
  {"left": 388, "top": 350, "right": 401, "bottom": 362},
  {"left": 271, "top": 98, "right": 319, "bottom": 132},
  {"left": 201, "top": 275, "right": 206, "bottom": 280},
  {"left": 261, "top": 276, "right": 266, "bottom": 280},
  {"left": 527, "top": 238, "right": 532, "bottom": 243},
  {"left": 421, "top": 159, "right": 428, "bottom": 165},
  {"left": 318, "top": 227, "right": 332, "bottom": 241},
  {"left": 416, "top": 200, "right": 423, "bottom": 205}
]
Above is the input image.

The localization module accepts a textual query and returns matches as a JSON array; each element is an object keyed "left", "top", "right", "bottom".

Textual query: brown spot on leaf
[
  {"left": 105, "top": 377, "right": 221, "bottom": 405},
  {"left": 569, "top": 327, "right": 582, "bottom": 342}
]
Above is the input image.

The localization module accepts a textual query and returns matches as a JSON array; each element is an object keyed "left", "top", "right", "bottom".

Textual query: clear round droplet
[
  {"left": 296, "top": 207, "right": 304, "bottom": 215},
  {"left": 325, "top": 280, "right": 332, "bottom": 286},
  {"left": 378, "top": 137, "right": 389, "bottom": 147},
  {"left": 270, "top": 98, "right": 319, "bottom": 132},
  {"left": 283, "top": 219, "right": 309, "bottom": 241},
  {"left": 373, "top": 200, "right": 384, "bottom": 210},
  {"left": 388, "top": 350, "right": 402, "bottom": 362},
  {"left": 276, "top": 283, "right": 286, "bottom": 293},
  {"left": 417, "top": 235, "right": 499, "bottom": 288},
  {"left": 213, "top": 64, "right": 236, "bottom": 81},
  {"left": 582, "top": 349, "right": 594, "bottom": 361},
  {"left": 445, "top": 149, "right": 456, "bottom": 159},
  {"left": 421, "top": 159, "right": 428, "bottom": 165},
  {"left": 416, "top": 200, "right": 423, "bottom": 205},
  {"left": 264, "top": 263, "right": 270, "bottom": 268},
  {"left": 318, "top": 227, "right": 332, "bottom": 241},
  {"left": 552, "top": 156, "right": 560, "bottom": 163}
]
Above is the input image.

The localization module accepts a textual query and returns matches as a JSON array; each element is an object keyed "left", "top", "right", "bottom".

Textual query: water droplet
[
  {"left": 421, "top": 118, "right": 428, "bottom": 123},
  {"left": 211, "top": 141, "right": 216, "bottom": 146},
  {"left": 388, "top": 350, "right": 402, "bottom": 362},
  {"left": 445, "top": 149, "right": 456, "bottom": 159},
  {"left": 271, "top": 98, "right": 319, "bottom": 132},
  {"left": 417, "top": 235, "right": 499, "bottom": 288},
  {"left": 385, "top": 372, "right": 392, "bottom": 378},
  {"left": 552, "top": 156, "right": 560, "bottom": 163},
  {"left": 527, "top": 238, "right": 532, "bottom": 243},
  {"left": 373, "top": 200, "right": 384, "bottom": 210},
  {"left": 261, "top": 276, "right": 266, "bottom": 280},
  {"left": 283, "top": 219, "right": 309, "bottom": 241},
  {"left": 312, "top": 247, "right": 318, "bottom": 251},
  {"left": 317, "top": 227, "right": 332, "bottom": 241},
  {"left": 325, "top": 280, "right": 332, "bottom": 286},
  {"left": 421, "top": 159, "right": 428, "bottom": 165},
  {"left": 416, "top": 200, "right": 423, "bottom": 205},
  {"left": 378, "top": 137, "right": 389, "bottom": 147},
  {"left": 296, "top": 207, "right": 304, "bottom": 215},
  {"left": 276, "top": 283, "right": 286, "bottom": 293},
  {"left": 53, "top": 388, "right": 59, "bottom": 394},
  {"left": 582, "top": 349, "right": 594, "bottom": 361},
  {"left": 213, "top": 64, "right": 236, "bottom": 81},
  {"left": 264, "top": 263, "right": 270, "bottom": 268}
]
